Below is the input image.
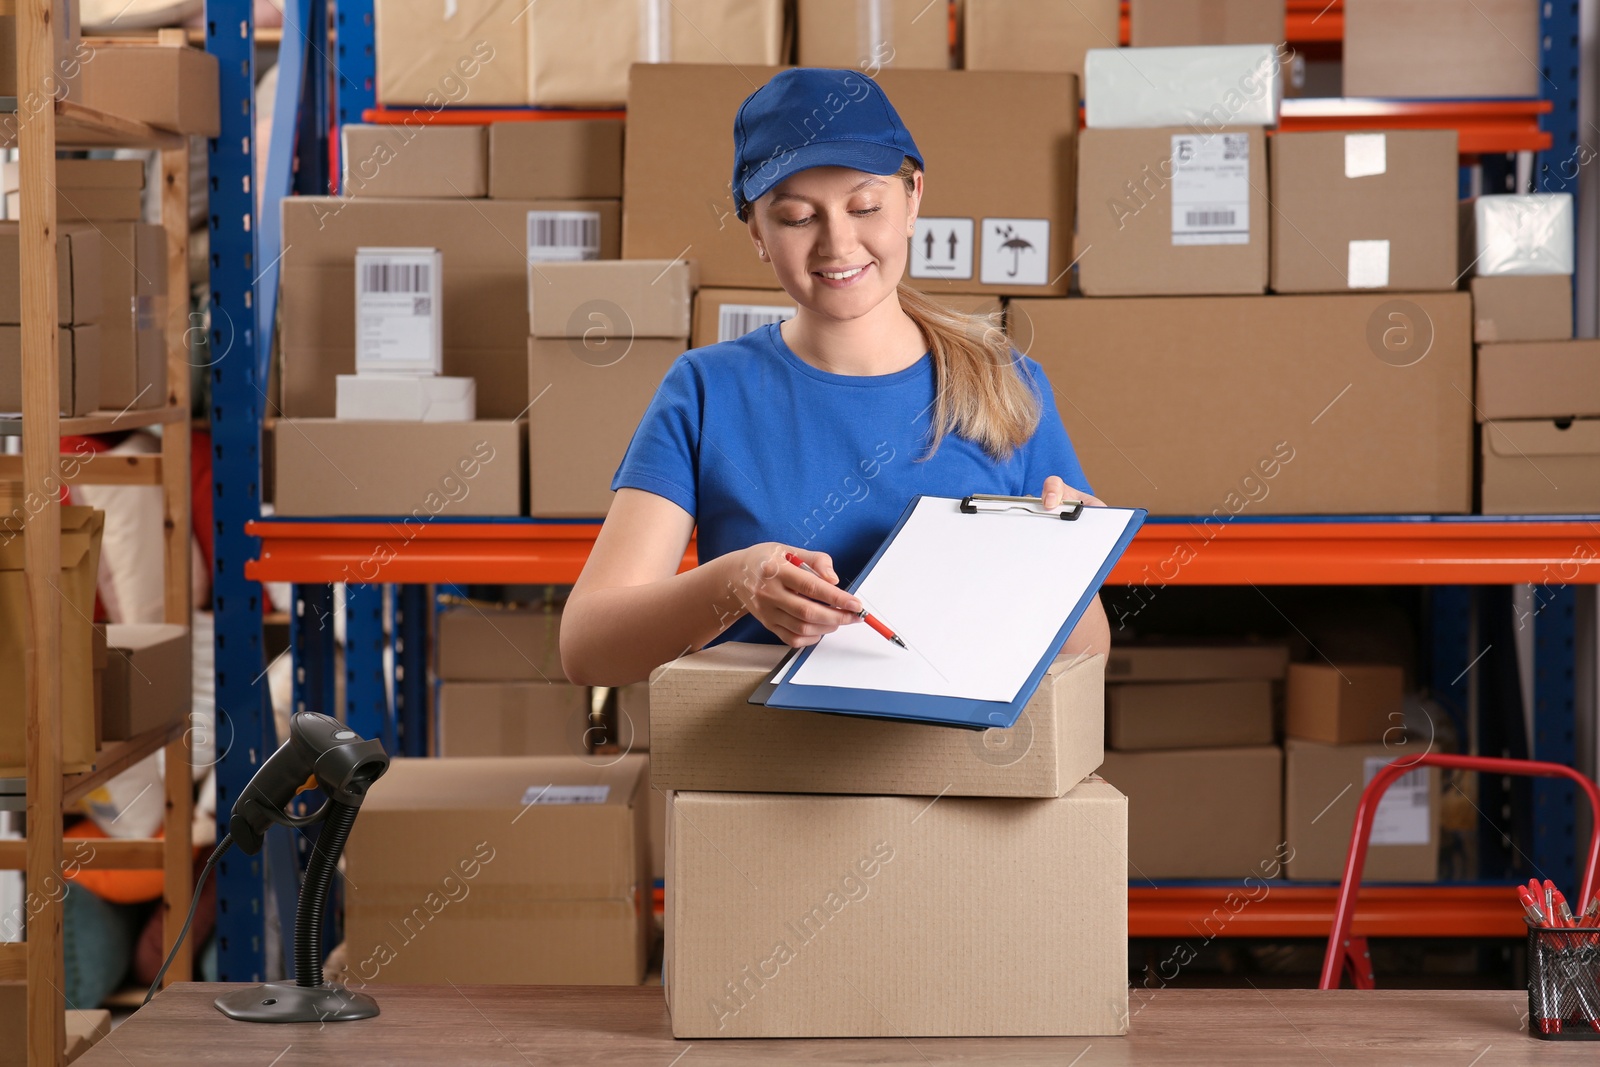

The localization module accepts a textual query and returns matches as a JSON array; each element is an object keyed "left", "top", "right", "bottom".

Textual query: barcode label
[
  {"left": 1171, "top": 132, "right": 1251, "bottom": 247},
  {"left": 717, "top": 302, "right": 796, "bottom": 343},
  {"left": 1363, "top": 757, "right": 1432, "bottom": 846},
  {"left": 527, "top": 210, "right": 602, "bottom": 262},
  {"left": 520, "top": 784, "right": 610, "bottom": 806},
  {"left": 355, "top": 247, "right": 441, "bottom": 373},
  {"left": 361, "top": 260, "right": 431, "bottom": 294}
]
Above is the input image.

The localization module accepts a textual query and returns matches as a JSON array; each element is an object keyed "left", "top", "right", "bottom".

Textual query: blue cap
[{"left": 731, "top": 68, "right": 923, "bottom": 221}]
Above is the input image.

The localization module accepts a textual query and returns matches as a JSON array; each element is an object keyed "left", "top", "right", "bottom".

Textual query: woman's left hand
[{"left": 1041, "top": 475, "right": 1105, "bottom": 510}]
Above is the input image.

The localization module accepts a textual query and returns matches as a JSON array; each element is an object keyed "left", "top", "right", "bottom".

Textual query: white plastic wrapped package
[
  {"left": 1085, "top": 44, "right": 1284, "bottom": 129},
  {"left": 1470, "top": 194, "right": 1575, "bottom": 276}
]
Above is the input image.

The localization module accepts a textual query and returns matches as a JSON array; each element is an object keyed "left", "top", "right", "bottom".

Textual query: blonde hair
[{"left": 891, "top": 160, "right": 1040, "bottom": 461}]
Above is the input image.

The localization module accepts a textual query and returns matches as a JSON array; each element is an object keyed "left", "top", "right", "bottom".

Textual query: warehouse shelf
[
  {"left": 0, "top": 403, "right": 188, "bottom": 438},
  {"left": 186, "top": 25, "right": 282, "bottom": 46},
  {"left": 1128, "top": 884, "right": 1525, "bottom": 940},
  {"left": 360, "top": 107, "right": 626, "bottom": 125},
  {"left": 0, "top": 99, "right": 185, "bottom": 150},
  {"left": 1277, "top": 98, "right": 1553, "bottom": 155},
  {"left": 245, "top": 515, "right": 1600, "bottom": 586}
]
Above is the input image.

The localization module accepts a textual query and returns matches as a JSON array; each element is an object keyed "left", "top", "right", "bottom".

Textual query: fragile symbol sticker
[
  {"left": 981, "top": 218, "right": 1050, "bottom": 285},
  {"left": 911, "top": 217, "right": 974, "bottom": 280}
]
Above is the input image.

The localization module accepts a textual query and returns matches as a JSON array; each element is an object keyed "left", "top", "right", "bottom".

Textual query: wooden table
[{"left": 77, "top": 984, "right": 1596, "bottom": 1065}]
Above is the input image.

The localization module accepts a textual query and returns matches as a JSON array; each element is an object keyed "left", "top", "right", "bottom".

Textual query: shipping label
[
  {"left": 355, "top": 247, "right": 441, "bottom": 374},
  {"left": 1362, "top": 757, "right": 1432, "bottom": 846},
  {"left": 717, "top": 302, "right": 796, "bottom": 343},
  {"left": 520, "top": 784, "right": 611, "bottom": 806},
  {"left": 526, "top": 210, "right": 602, "bottom": 262},
  {"left": 1170, "top": 132, "right": 1251, "bottom": 246}
]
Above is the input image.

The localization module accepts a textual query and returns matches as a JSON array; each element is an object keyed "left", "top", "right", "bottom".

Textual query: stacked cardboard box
[
  {"left": 798, "top": 0, "right": 951, "bottom": 70},
  {"left": 1099, "top": 644, "right": 1287, "bottom": 879},
  {"left": 652, "top": 643, "right": 1127, "bottom": 1037},
  {"left": 1343, "top": 0, "right": 1541, "bottom": 99}
]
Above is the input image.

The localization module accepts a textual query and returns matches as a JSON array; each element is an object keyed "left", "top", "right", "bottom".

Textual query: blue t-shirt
[{"left": 611, "top": 322, "right": 1092, "bottom": 644}]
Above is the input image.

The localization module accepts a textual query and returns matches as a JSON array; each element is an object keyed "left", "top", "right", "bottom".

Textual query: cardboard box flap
[
  {"left": 1486, "top": 419, "right": 1600, "bottom": 459},
  {"left": 106, "top": 622, "right": 188, "bottom": 652},
  {"left": 0, "top": 505, "right": 102, "bottom": 570}
]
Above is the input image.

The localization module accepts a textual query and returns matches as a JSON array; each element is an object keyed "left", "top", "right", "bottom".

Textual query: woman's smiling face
[{"left": 748, "top": 164, "right": 922, "bottom": 322}]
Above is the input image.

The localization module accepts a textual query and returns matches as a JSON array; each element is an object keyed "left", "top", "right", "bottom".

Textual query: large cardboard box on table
[
  {"left": 649, "top": 643, "right": 1106, "bottom": 797},
  {"left": 1475, "top": 341, "right": 1600, "bottom": 421},
  {"left": 1107, "top": 679, "right": 1274, "bottom": 750},
  {"left": 1471, "top": 275, "right": 1573, "bottom": 344},
  {"left": 437, "top": 681, "right": 590, "bottom": 757},
  {"left": 344, "top": 755, "right": 650, "bottom": 984},
  {"left": 1343, "top": 0, "right": 1541, "bottom": 99},
  {"left": 623, "top": 65, "right": 1078, "bottom": 298},
  {"left": 102, "top": 623, "right": 191, "bottom": 742},
  {"left": 1269, "top": 131, "right": 1459, "bottom": 294},
  {"left": 340, "top": 124, "right": 487, "bottom": 198},
  {"left": 1009, "top": 293, "right": 1474, "bottom": 514},
  {"left": 526, "top": 1, "right": 784, "bottom": 107},
  {"left": 665, "top": 780, "right": 1128, "bottom": 1037},
  {"left": 1286, "top": 662, "right": 1402, "bottom": 744},
  {"left": 1481, "top": 419, "right": 1600, "bottom": 515},
  {"left": 798, "top": 0, "right": 950, "bottom": 69},
  {"left": 963, "top": 0, "right": 1116, "bottom": 80},
  {"left": 1106, "top": 642, "right": 1289, "bottom": 682},
  {"left": 489, "top": 120, "right": 623, "bottom": 200},
  {"left": 1099, "top": 746, "right": 1282, "bottom": 879},
  {"left": 0, "top": 223, "right": 101, "bottom": 325},
  {"left": 77, "top": 42, "right": 220, "bottom": 135},
  {"left": 2, "top": 158, "right": 143, "bottom": 220},
  {"left": 374, "top": 0, "right": 523, "bottom": 106},
  {"left": 0, "top": 507, "right": 103, "bottom": 775},
  {"left": 691, "top": 288, "right": 797, "bottom": 349},
  {"left": 94, "top": 221, "right": 168, "bottom": 412},
  {"left": 278, "top": 196, "right": 619, "bottom": 418},
  {"left": 1285, "top": 738, "right": 1439, "bottom": 882},
  {"left": 0, "top": 325, "right": 100, "bottom": 416},
  {"left": 273, "top": 419, "right": 524, "bottom": 517},
  {"left": 436, "top": 603, "right": 564, "bottom": 681},
  {"left": 1130, "top": 0, "right": 1285, "bottom": 46},
  {"left": 1075, "top": 126, "right": 1268, "bottom": 296}
]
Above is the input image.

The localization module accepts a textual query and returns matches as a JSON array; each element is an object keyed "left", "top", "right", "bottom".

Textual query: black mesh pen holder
[{"left": 1528, "top": 922, "right": 1600, "bottom": 1039}]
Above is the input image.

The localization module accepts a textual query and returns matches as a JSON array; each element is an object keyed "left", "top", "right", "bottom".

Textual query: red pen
[{"left": 784, "top": 553, "right": 906, "bottom": 650}]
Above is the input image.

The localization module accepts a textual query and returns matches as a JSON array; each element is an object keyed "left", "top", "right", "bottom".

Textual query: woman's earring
[{"left": 756, "top": 245, "right": 768, "bottom": 261}]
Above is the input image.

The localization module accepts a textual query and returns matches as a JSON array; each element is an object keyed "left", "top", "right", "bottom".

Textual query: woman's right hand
[{"left": 726, "top": 543, "right": 863, "bottom": 647}]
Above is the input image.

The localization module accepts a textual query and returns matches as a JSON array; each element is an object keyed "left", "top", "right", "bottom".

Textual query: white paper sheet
[{"left": 785, "top": 497, "right": 1140, "bottom": 703}]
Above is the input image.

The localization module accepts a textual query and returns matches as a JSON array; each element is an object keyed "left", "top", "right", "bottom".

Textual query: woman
[{"left": 561, "top": 68, "right": 1107, "bottom": 685}]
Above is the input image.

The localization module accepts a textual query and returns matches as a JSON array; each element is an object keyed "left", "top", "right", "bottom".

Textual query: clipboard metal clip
[{"left": 959, "top": 494, "right": 1084, "bottom": 521}]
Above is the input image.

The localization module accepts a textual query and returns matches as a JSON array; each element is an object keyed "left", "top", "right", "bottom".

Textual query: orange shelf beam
[
  {"left": 245, "top": 517, "right": 1600, "bottom": 587},
  {"left": 1129, "top": 884, "right": 1525, "bottom": 939},
  {"left": 1278, "top": 98, "right": 1553, "bottom": 155}
]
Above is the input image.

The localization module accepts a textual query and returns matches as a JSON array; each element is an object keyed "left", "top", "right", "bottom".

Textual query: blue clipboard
[{"left": 749, "top": 494, "right": 1146, "bottom": 730}]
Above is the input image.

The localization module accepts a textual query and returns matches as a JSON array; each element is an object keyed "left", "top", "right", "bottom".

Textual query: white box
[
  {"left": 355, "top": 247, "right": 443, "bottom": 374},
  {"left": 335, "top": 374, "right": 476, "bottom": 421},
  {"left": 1466, "top": 194, "right": 1575, "bottom": 277},
  {"left": 1085, "top": 44, "right": 1283, "bottom": 129}
]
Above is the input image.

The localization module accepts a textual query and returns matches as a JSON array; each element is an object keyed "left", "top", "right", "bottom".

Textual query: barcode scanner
[{"left": 228, "top": 712, "right": 390, "bottom": 856}]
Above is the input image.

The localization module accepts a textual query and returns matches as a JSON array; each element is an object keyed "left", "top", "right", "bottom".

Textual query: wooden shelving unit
[{"left": 0, "top": 17, "right": 197, "bottom": 1067}]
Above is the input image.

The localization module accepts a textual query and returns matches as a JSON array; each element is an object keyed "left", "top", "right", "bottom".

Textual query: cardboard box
[
  {"left": 617, "top": 681, "right": 650, "bottom": 751},
  {"left": 335, "top": 374, "right": 476, "bottom": 421},
  {"left": 1084, "top": 44, "right": 1283, "bottom": 128},
  {"left": 0, "top": 324, "right": 100, "bottom": 416},
  {"left": 649, "top": 643, "right": 1106, "bottom": 797},
  {"left": 436, "top": 603, "right": 564, "bottom": 682},
  {"left": 1009, "top": 293, "right": 1474, "bottom": 514},
  {"left": 963, "top": 0, "right": 1117, "bottom": 81},
  {"left": 1107, "top": 679, "right": 1274, "bottom": 750},
  {"left": 1482, "top": 419, "right": 1600, "bottom": 515},
  {"left": 1463, "top": 194, "right": 1576, "bottom": 278},
  {"left": 0, "top": 223, "right": 101, "bottom": 325},
  {"left": 273, "top": 419, "right": 524, "bottom": 517},
  {"left": 1130, "top": 0, "right": 1286, "bottom": 47},
  {"left": 344, "top": 755, "right": 650, "bottom": 984},
  {"left": 1099, "top": 746, "right": 1282, "bottom": 878},
  {"left": 1471, "top": 275, "right": 1573, "bottom": 343},
  {"left": 77, "top": 42, "right": 220, "bottom": 136},
  {"left": 528, "top": 260, "right": 696, "bottom": 340},
  {"left": 374, "top": 0, "right": 524, "bottom": 106},
  {"left": 690, "top": 287, "right": 798, "bottom": 349},
  {"left": 1269, "top": 131, "right": 1459, "bottom": 294},
  {"left": 0, "top": 507, "right": 103, "bottom": 775},
  {"left": 2, "top": 158, "right": 144, "bottom": 220},
  {"left": 1285, "top": 738, "right": 1439, "bottom": 882},
  {"left": 95, "top": 221, "right": 167, "bottom": 412},
  {"left": 436, "top": 681, "right": 591, "bottom": 757},
  {"left": 527, "top": 337, "right": 684, "bottom": 517},
  {"left": 527, "top": 1, "right": 784, "bottom": 107},
  {"left": 340, "top": 124, "right": 488, "bottom": 198},
  {"left": 1476, "top": 341, "right": 1600, "bottom": 421},
  {"left": 1285, "top": 663, "right": 1403, "bottom": 744},
  {"left": 0, "top": 0, "right": 81, "bottom": 103},
  {"left": 1076, "top": 126, "right": 1268, "bottom": 296},
  {"left": 279, "top": 196, "right": 620, "bottom": 418},
  {"left": 664, "top": 780, "right": 1128, "bottom": 1037},
  {"left": 1105, "top": 643, "right": 1290, "bottom": 682},
  {"left": 488, "top": 120, "right": 623, "bottom": 200},
  {"left": 623, "top": 65, "right": 1078, "bottom": 297},
  {"left": 102, "top": 623, "right": 191, "bottom": 742},
  {"left": 1343, "top": 0, "right": 1541, "bottom": 99},
  {"left": 798, "top": 0, "right": 950, "bottom": 69},
  {"left": 0, "top": 993, "right": 111, "bottom": 1067}
]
